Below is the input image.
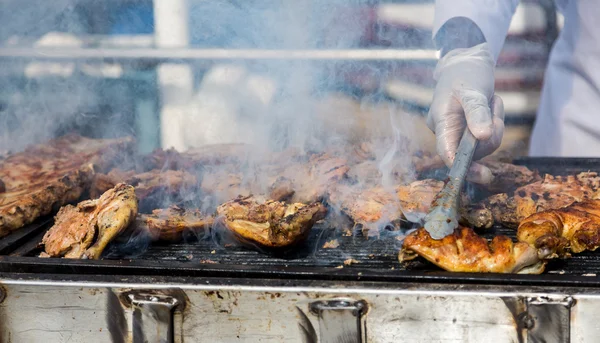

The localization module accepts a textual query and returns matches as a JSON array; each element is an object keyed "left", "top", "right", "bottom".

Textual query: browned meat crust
[
  {"left": 481, "top": 173, "right": 600, "bottom": 228},
  {"left": 216, "top": 195, "right": 327, "bottom": 248},
  {"left": 41, "top": 183, "right": 138, "bottom": 259},
  {"left": 0, "top": 134, "right": 134, "bottom": 237},
  {"left": 517, "top": 199, "right": 600, "bottom": 259},
  {"left": 399, "top": 227, "right": 545, "bottom": 274},
  {"left": 478, "top": 160, "right": 541, "bottom": 194},
  {"left": 0, "top": 134, "right": 133, "bottom": 190},
  {"left": 0, "top": 166, "right": 94, "bottom": 238},
  {"left": 139, "top": 206, "right": 214, "bottom": 242}
]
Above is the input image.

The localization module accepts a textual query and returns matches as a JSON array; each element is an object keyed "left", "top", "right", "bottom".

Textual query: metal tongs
[{"left": 423, "top": 128, "right": 478, "bottom": 239}]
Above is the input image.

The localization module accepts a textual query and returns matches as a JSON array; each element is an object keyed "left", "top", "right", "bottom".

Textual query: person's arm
[
  {"left": 426, "top": 1, "right": 519, "bottom": 184},
  {"left": 433, "top": 0, "right": 520, "bottom": 61}
]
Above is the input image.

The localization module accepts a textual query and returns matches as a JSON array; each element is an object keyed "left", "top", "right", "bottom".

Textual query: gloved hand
[{"left": 427, "top": 42, "right": 505, "bottom": 184}]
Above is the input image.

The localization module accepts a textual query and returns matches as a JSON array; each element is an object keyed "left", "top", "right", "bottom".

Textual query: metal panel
[{"left": 5, "top": 279, "right": 586, "bottom": 343}]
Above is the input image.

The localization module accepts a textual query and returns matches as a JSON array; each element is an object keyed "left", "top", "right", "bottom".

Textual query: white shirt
[{"left": 434, "top": 0, "right": 600, "bottom": 157}]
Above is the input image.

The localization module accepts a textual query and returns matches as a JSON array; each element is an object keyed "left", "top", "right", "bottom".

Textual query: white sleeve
[{"left": 433, "top": 0, "right": 520, "bottom": 62}]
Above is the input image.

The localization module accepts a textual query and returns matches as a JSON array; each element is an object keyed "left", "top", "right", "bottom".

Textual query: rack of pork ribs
[{"left": 4, "top": 134, "right": 600, "bottom": 277}]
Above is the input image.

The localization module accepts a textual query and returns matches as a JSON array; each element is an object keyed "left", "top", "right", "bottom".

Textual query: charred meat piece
[
  {"left": 0, "top": 134, "right": 133, "bottom": 236},
  {"left": 482, "top": 173, "right": 600, "bottom": 228},
  {"left": 477, "top": 159, "right": 541, "bottom": 194},
  {"left": 41, "top": 183, "right": 138, "bottom": 259},
  {"left": 0, "top": 134, "right": 133, "bottom": 190},
  {"left": 90, "top": 169, "right": 198, "bottom": 211},
  {"left": 0, "top": 166, "right": 94, "bottom": 238},
  {"left": 216, "top": 195, "right": 327, "bottom": 249},
  {"left": 399, "top": 227, "right": 545, "bottom": 274},
  {"left": 139, "top": 206, "right": 214, "bottom": 242},
  {"left": 518, "top": 199, "right": 600, "bottom": 259}
]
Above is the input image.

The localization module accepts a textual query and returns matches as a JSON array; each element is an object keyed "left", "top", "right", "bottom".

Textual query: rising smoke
[{"left": 0, "top": 0, "right": 426, "bottom": 237}]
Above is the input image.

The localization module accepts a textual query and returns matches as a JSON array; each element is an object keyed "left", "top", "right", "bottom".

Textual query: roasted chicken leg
[
  {"left": 518, "top": 199, "right": 600, "bottom": 259},
  {"left": 41, "top": 183, "right": 138, "bottom": 259}
]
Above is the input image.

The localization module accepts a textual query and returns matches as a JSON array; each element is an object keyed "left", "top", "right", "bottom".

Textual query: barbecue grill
[{"left": 0, "top": 157, "right": 599, "bottom": 342}]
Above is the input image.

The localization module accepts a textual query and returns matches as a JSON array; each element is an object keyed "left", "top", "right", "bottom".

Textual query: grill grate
[{"left": 2, "top": 157, "right": 600, "bottom": 286}]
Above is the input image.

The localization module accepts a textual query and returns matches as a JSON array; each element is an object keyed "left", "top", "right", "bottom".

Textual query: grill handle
[
  {"left": 128, "top": 293, "right": 180, "bottom": 343},
  {"left": 310, "top": 299, "right": 368, "bottom": 343}
]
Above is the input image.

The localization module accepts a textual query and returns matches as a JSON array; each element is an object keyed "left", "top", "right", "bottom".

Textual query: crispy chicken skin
[
  {"left": 216, "top": 195, "right": 327, "bottom": 248},
  {"left": 140, "top": 206, "right": 214, "bottom": 242},
  {"left": 399, "top": 227, "right": 545, "bottom": 274},
  {"left": 518, "top": 199, "right": 600, "bottom": 259},
  {"left": 482, "top": 173, "right": 600, "bottom": 228},
  {"left": 41, "top": 183, "right": 138, "bottom": 259}
]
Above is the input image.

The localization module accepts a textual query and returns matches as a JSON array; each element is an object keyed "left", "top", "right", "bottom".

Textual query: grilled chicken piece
[
  {"left": 41, "top": 183, "right": 138, "bottom": 259},
  {"left": 216, "top": 195, "right": 327, "bottom": 248},
  {"left": 139, "top": 206, "right": 214, "bottom": 242},
  {"left": 90, "top": 169, "right": 198, "bottom": 211},
  {"left": 399, "top": 227, "right": 545, "bottom": 274},
  {"left": 327, "top": 179, "right": 493, "bottom": 236},
  {"left": 482, "top": 173, "right": 600, "bottom": 228},
  {"left": 517, "top": 199, "right": 600, "bottom": 259}
]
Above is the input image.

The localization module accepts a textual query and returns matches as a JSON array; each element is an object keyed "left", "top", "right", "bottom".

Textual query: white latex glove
[{"left": 427, "top": 43, "right": 504, "bottom": 184}]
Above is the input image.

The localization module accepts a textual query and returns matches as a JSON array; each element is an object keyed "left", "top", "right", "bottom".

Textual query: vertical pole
[{"left": 153, "top": 0, "right": 193, "bottom": 151}]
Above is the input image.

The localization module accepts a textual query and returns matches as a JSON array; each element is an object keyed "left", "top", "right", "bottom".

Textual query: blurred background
[{"left": 0, "top": 0, "right": 561, "bottom": 158}]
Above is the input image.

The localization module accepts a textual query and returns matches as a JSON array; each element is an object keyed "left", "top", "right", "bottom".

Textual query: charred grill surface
[{"left": 2, "top": 158, "right": 600, "bottom": 287}]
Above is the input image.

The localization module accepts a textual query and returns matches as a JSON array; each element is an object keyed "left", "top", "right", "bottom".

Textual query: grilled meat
[
  {"left": 144, "top": 143, "right": 254, "bottom": 171},
  {"left": 0, "top": 134, "right": 133, "bottom": 237},
  {"left": 216, "top": 195, "right": 327, "bottom": 249},
  {"left": 482, "top": 173, "right": 600, "bottom": 228},
  {"left": 0, "top": 166, "right": 94, "bottom": 238},
  {"left": 90, "top": 169, "right": 198, "bottom": 211},
  {"left": 41, "top": 183, "right": 138, "bottom": 259},
  {"left": 518, "top": 199, "right": 600, "bottom": 258},
  {"left": 327, "top": 179, "right": 493, "bottom": 236},
  {"left": 139, "top": 206, "right": 214, "bottom": 242},
  {"left": 478, "top": 160, "right": 541, "bottom": 194},
  {"left": 201, "top": 152, "right": 349, "bottom": 205},
  {"left": 0, "top": 134, "right": 133, "bottom": 190},
  {"left": 399, "top": 227, "right": 545, "bottom": 274},
  {"left": 275, "top": 153, "right": 349, "bottom": 204}
]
